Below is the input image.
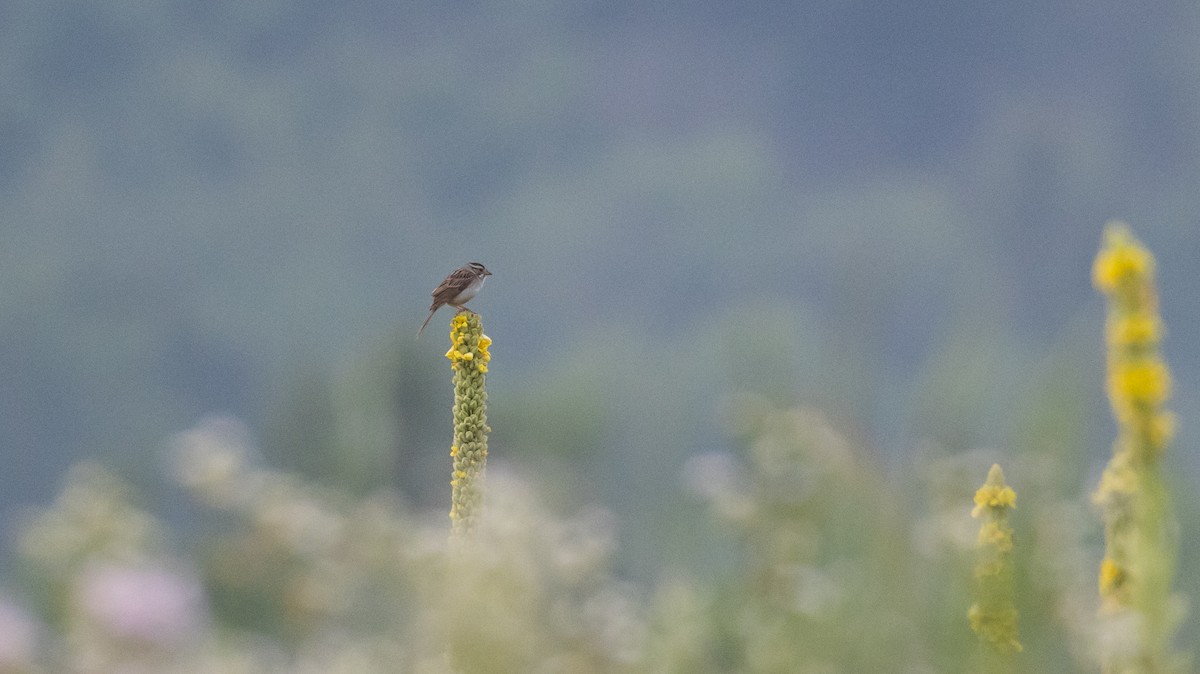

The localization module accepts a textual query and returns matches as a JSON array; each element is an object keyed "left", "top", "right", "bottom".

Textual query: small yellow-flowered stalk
[
  {"left": 446, "top": 312, "right": 492, "bottom": 536},
  {"left": 968, "top": 463, "right": 1022, "bottom": 665},
  {"left": 1091, "top": 222, "right": 1182, "bottom": 673}
]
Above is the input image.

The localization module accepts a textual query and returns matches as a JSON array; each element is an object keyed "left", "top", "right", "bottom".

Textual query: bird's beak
[{"left": 484, "top": 269, "right": 493, "bottom": 276}]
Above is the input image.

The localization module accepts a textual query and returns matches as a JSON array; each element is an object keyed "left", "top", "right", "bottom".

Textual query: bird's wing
[{"left": 430, "top": 266, "right": 475, "bottom": 306}]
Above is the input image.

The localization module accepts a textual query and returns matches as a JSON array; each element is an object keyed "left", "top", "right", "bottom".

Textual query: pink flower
[{"left": 78, "top": 565, "right": 206, "bottom": 646}]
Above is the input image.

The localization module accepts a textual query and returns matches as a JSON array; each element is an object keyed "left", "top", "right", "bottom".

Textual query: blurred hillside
[{"left": 1, "top": 0, "right": 1199, "bottom": 589}]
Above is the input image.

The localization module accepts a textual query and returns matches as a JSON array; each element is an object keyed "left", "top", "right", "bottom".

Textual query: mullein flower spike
[
  {"left": 446, "top": 312, "right": 491, "bottom": 535},
  {"left": 1091, "top": 222, "right": 1183, "bottom": 673},
  {"left": 968, "top": 463, "right": 1022, "bottom": 656}
]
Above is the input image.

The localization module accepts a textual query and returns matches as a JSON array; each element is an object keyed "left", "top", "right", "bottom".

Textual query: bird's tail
[{"left": 416, "top": 308, "right": 437, "bottom": 339}]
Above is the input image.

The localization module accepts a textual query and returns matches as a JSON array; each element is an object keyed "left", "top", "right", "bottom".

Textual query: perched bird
[{"left": 418, "top": 262, "right": 492, "bottom": 338}]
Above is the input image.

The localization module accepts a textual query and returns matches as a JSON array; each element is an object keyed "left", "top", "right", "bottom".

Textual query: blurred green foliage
[{"left": 7, "top": 382, "right": 1188, "bottom": 672}]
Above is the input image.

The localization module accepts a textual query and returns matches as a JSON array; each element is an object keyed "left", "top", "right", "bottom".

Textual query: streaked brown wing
[{"left": 430, "top": 266, "right": 474, "bottom": 308}]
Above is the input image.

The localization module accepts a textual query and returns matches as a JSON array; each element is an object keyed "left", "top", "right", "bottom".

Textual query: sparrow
[{"left": 418, "top": 262, "right": 492, "bottom": 338}]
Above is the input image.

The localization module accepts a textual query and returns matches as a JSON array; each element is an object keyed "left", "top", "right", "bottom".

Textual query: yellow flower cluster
[
  {"left": 1093, "top": 223, "right": 1175, "bottom": 462},
  {"left": 1092, "top": 228, "right": 1153, "bottom": 294},
  {"left": 971, "top": 481, "right": 1017, "bottom": 517},
  {"left": 1090, "top": 223, "right": 1182, "bottom": 671},
  {"left": 968, "top": 464, "right": 1022, "bottom": 654},
  {"left": 445, "top": 313, "right": 493, "bottom": 374},
  {"left": 446, "top": 312, "right": 491, "bottom": 535},
  {"left": 1098, "top": 556, "right": 1126, "bottom": 598}
]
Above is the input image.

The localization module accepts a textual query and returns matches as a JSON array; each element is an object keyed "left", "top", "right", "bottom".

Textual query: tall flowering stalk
[
  {"left": 968, "top": 463, "right": 1022, "bottom": 665},
  {"left": 446, "top": 312, "right": 492, "bottom": 536},
  {"left": 1091, "top": 222, "right": 1183, "bottom": 673}
]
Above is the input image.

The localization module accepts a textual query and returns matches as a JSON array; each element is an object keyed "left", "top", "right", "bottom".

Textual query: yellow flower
[
  {"left": 1098, "top": 557, "right": 1125, "bottom": 596},
  {"left": 972, "top": 483, "right": 1017, "bottom": 517},
  {"left": 1092, "top": 222, "right": 1153, "bottom": 292},
  {"left": 1110, "top": 359, "right": 1171, "bottom": 406},
  {"left": 968, "top": 464, "right": 1021, "bottom": 653}
]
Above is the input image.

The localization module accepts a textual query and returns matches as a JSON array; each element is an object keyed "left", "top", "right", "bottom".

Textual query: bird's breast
[{"left": 451, "top": 276, "right": 485, "bottom": 304}]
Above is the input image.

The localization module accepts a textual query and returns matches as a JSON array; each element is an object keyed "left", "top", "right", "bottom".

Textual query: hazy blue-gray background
[{"left": 2, "top": 0, "right": 1199, "bottom": 573}]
